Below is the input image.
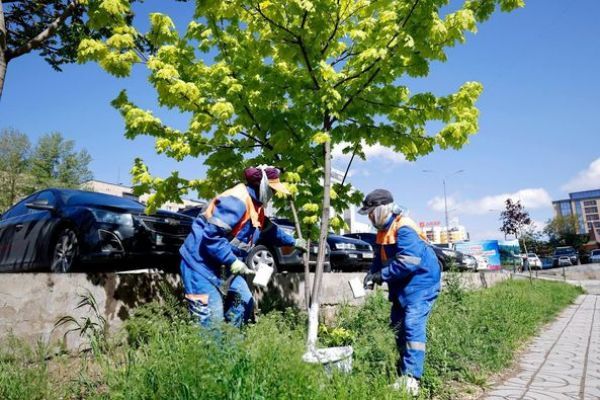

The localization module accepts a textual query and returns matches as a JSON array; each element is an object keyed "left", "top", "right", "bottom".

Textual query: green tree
[
  {"left": 77, "top": 0, "right": 524, "bottom": 274},
  {"left": 28, "top": 132, "right": 93, "bottom": 191},
  {"left": 544, "top": 214, "right": 589, "bottom": 250},
  {"left": 0, "top": 0, "right": 181, "bottom": 99},
  {"left": 0, "top": 127, "right": 30, "bottom": 211},
  {"left": 0, "top": 0, "right": 87, "bottom": 98}
]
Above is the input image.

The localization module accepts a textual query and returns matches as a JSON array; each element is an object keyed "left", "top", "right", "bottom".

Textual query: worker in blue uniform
[
  {"left": 180, "top": 166, "right": 307, "bottom": 328},
  {"left": 360, "top": 189, "right": 441, "bottom": 396}
]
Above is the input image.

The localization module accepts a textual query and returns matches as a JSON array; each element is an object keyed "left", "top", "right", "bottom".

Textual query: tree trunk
[
  {"left": 290, "top": 200, "right": 311, "bottom": 311},
  {"left": 306, "top": 136, "right": 332, "bottom": 350},
  {"left": 0, "top": 0, "right": 8, "bottom": 100},
  {"left": 520, "top": 235, "right": 533, "bottom": 284}
]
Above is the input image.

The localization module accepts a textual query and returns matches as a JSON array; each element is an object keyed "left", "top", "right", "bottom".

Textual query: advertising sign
[
  {"left": 498, "top": 239, "right": 522, "bottom": 267},
  {"left": 454, "top": 240, "right": 501, "bottom": 270}
]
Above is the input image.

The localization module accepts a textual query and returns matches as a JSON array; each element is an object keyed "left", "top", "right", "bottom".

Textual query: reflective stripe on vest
[
  {"left": 376, "top": 216, "right": 429, "bottom": 262},
  {"left": 204, "top": 184, "right": 263, "bottom": 238}
]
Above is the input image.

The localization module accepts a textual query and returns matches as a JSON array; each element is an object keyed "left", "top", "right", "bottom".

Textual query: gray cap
[{"left": 358, "top": 189, "right": 394, "bottom": 215}]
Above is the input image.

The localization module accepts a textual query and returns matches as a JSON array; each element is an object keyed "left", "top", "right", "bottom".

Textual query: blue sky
[{"left": 1, "top": 0, "right": 599, "bottom": 240}]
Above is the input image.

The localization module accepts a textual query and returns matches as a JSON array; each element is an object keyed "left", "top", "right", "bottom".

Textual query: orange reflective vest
[
  {"left": 204, "top": 183, "right": 264, "bottom": 237},
  {"left": 376, "top": 215, "right": 428, "bottom": 262}
]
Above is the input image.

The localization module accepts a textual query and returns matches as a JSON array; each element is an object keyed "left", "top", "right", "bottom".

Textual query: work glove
[
  {"left": 230, "top": 259, "right": 255, "bottom": 275},
  {"left": 294, "top": 238, "right": 308, "bottom": 253},
  {"left": 363, "top": 271, "right": 383, "bottom": 290}
]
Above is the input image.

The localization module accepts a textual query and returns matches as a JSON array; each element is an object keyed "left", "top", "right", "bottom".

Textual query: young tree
[
  {"left": 28, "top": 131, "right": 93, "bottom": 191},
  {"left": 0, "top": 127, "right": 30, "bottom": 211},
  {"left": 77, "top": 0, "right": 524, "bottom": 286},
  {"left": 500, "top": 198, "right": 532, "bottom": 275}
]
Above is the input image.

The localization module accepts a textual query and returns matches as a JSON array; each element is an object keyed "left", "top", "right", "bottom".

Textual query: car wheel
[
  {"left": 246, "top": 245, "right": 278, "bottom": 273},
  {"left": 50, "top": 228, "right": 79, "bottom": 273}
]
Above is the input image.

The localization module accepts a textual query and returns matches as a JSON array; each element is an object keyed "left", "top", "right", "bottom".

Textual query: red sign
[{"left": 419, "top": 221, "right": 441, "bottom": 228}]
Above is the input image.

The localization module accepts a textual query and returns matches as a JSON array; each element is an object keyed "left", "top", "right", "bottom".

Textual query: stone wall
[{"left": 0, "top": 270, "right": 511, "bottom": 350}]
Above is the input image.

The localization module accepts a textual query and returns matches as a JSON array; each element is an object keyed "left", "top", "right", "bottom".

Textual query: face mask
[{"left": 369, "top": 203, "right": 394, "bottom": 230}]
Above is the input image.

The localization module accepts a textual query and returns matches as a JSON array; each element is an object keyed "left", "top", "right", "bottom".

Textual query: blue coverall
[
  {"left": 179, "top": 184, "right": 295, "bottom": 328},
  {"left": 371, "top": 214, "right": 441, "bottom": 379}
]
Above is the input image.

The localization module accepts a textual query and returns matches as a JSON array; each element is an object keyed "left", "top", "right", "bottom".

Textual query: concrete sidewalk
[{"left": 484, "top": 295, "right": 599, "bottom": 400}]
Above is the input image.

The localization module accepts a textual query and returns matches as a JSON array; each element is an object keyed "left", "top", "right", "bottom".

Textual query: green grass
[
  {"left": 0, "top": 279, "right": 583, "bottom": 400},
  {"left": 0, "top": 337, "right": 53, "bottom": 400}
]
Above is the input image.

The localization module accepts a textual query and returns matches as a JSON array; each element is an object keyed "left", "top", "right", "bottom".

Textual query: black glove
[{"left": 363, "top": 271, "right": 383, "bottom": 290}]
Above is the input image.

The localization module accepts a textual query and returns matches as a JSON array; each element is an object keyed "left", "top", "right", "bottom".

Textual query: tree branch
[
  {"left": 320, "top": 0, "right": 340, "bottom": 56},
  {"left": 334, "top": 0, "right": 421, "bottom": 118},
  {"left": 251, "top": 2, "right": 297, "bottom": 39},
  {"left": 5, "top": 0, "right": 80, "bottom": 61},
  {"left": 297, "top": 36, "right": 320, "bottom": 90}
]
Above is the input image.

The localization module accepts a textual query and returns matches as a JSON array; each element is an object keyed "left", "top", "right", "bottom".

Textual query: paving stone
[{"left": 484, "top": 295, "right": 599, "bottom": 400}]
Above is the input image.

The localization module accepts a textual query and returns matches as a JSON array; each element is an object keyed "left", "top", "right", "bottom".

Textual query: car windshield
[
  {"left": 555, "top": 248, "right": 575, "bottom": 255},
  {"left": 528, "top": 253, "right": 537, "bottom": 257},
  {"left": 592, "top": 250, "right": 600, "bottom": 256}
]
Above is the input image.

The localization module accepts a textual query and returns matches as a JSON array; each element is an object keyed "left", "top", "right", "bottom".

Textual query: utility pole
[
  {"left": 443, "top": 178, "right": 449, "bottom": 233},
  {"left": 424, "top": 169, "right": 464, "bottom": 245}
]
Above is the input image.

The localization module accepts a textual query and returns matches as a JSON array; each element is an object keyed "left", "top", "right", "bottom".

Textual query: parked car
[
  {"left": 178, "top": 204, "right": 207, "bottom": 218},
  {"left": 0, "top": 189, "right": 193, "bottom": 272},
  {"left": 176, "top": 210, "right": 329, "bottom": 273},
  {"left": 343, "top": 232, "right": 476, "bottom": 272},
  {"left": 522, "top": 253, "right": 542, "bottom": 270},
  {"left": 553, "top": 246, "right": 580, "bottom": 267},
  {"left": 435, "top": 247, "right": 477, "bottom": 272},
  {"left": 590, "top": 249, "right": 600, "bottom": 264},
  {"left": 557, "top": 256, "right": 572, "bottom": 267},
  {"left": 254, "top": 218, "right": 329, "bottom": 272},
  {"left": 328, "top": 234, "right": 373, "bottom": 271}
]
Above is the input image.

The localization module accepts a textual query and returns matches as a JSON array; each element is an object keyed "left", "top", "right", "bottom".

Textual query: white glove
[
  {"left": 230, "top": 259, "right": 255, "bottom": 275},
  {"left": 294, "top": 238, "right": 308, "bottom": 253}
]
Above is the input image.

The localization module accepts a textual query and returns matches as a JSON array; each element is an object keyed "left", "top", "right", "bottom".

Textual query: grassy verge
[{"left": 0, "top": 279, "right": 582, "bottom": 399}]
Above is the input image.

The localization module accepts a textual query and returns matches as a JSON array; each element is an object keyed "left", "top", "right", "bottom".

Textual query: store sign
[{"left": 419, "top": 221, "right": 441, "bottom": 228}]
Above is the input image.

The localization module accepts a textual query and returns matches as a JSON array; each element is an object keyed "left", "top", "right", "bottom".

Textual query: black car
[
  {"left": 343, "top": 232, "right": 476, "bottom": 271},
  {"left": 0, "top": 189, "right": 193, "bottom": 272},
  {"left": 250, "top": 218, "right": 329, "bottom": 273},
  {"left": 327, "top": 234, "right": 373, "bottom": 271},
  {"left": 553, "top": 246, "right": 580, "bottom": 267}
]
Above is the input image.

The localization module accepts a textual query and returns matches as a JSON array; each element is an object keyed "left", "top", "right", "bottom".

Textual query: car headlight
[
  {"left": 335, "top": 243, "right": 356, "bottom": 250},
  {"left": 91, "top": 209, "right": 133, "bottom": 226},
  {"left": 442, "top": 250, "right": 455, "bottom": 257}
]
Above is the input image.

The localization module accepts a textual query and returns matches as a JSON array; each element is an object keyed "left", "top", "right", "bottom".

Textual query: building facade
[
  {"left": 553, "top": 189, "right": 600, "bottom": 235},
  {"left": 422, "top": 225, "right": 469, "bottom": 245},
  {"left": 82, "top": 180, "right": 204, "bottom": 212}
]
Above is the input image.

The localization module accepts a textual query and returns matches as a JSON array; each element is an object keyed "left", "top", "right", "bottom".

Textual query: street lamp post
[{"left": 423, "top": 169, "right": 464, "bottom": 244}]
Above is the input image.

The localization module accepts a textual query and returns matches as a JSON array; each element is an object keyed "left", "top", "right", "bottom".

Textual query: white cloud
[
  {"left": 333, "top": 141, "right": 407, "bottom": 164},
  {"left": 427, "top": 188, "right": 552, "bottom": 215},
  {"left": 469, "top": 229, "right": 504, "bottom": 241},
  {"left": 562, "top": 158, "right": 600, "bottom": 192}
]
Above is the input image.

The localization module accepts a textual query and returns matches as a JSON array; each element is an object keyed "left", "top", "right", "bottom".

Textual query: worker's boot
[{"left": 391, "top": 375, "right": 420, "bottom": 396}]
